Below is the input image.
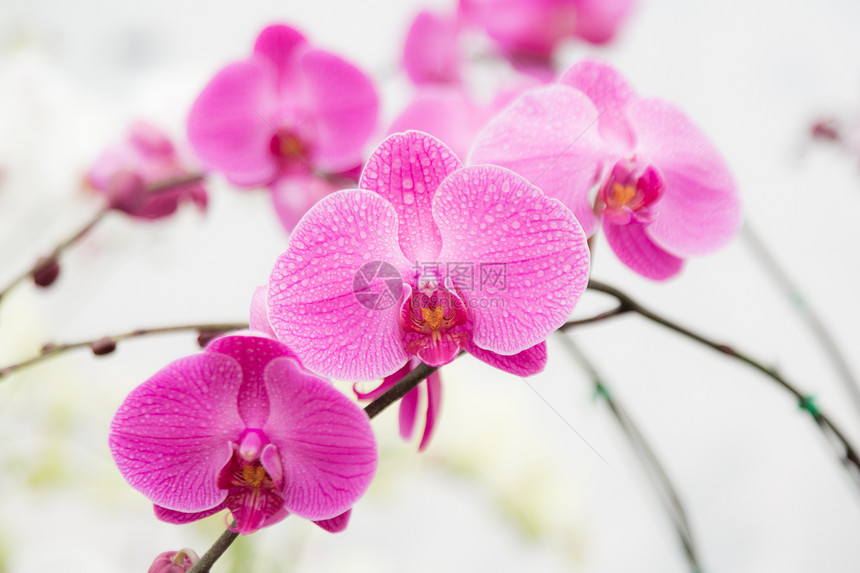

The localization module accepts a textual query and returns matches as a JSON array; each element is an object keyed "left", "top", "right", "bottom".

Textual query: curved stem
[
  {"left": 559, "top": 304, "right": 631, "bottom": 330},
  {"left": 587, "top": 278, "right": 860, "bottom": 491},
  {"left": 186, "top": 527, "right": 239, "bottom": 573},
  {"left": 0, "top": 207, "right": 109, "bottom": 303},
  {"left": 558, "top": 333, "right": 702, "bottom": 572},
  {"left": 740, "top": 221, "right": 860, "bottom": 419},
  {"left": 0, "top": 322, "right": 248, "bottom": 380},
  {"left": 0, "top": 173, "right": 208, "bottom": 306}
]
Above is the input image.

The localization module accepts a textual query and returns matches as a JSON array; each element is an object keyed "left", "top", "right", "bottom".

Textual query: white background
[{"left": 1, "top": 0, "right": 859, "bottom": 571}]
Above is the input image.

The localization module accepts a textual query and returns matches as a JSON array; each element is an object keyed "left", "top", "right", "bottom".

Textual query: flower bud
[
  {"left": 32, "top": 257, "right": 60, "bottom": 288},
  {"left": 147, "top": 548, "right": 199, "bottom": 573}
]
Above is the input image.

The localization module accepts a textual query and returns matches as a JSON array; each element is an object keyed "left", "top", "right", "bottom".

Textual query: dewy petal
[
  {"left": 252, "top": 24, "right": 308, "bottom": 93},
  {"left": 267, "top": 190, "right": 412, "bottom": 381},
  {"left": 603, "top": 220, "right": 684, "bottom": 280},
  {"left": 360, "top": 131, "right": 462, "bottom": 262},
  {"left": 314, "top": 509, "right": 352, "bottom": 533},
  {"left": 298, "top": 49, "right": 379, "bottom": 173},
  {"left": 403, "top": 10, "right": 461, "bottom": 85},
  {"left": 418, "top": 370, "right": 442, "bottom": 451},
  {"left": 434, "top": 165, "right": 590, "bottom": 354},
  {"left": 225, "top": 486, "right": 287, "bottom": 535},
  {"left": 109, "top": 353, "right": 245, "bottom": 513},
  {"left": 187, "top": 59, "right": 279, "bottom": 187},
  {"left": 263, "top": 357, "right": 378, "bottom": 520},
  {"left": 626, "top": 98, "right": 742, "bottom": 257},
  {"left": 468, "top": 85, "right": 607, "bottom": 237},
  {"left": 268, "top": 173, "right": 335, "bottom": 234},
  {"left": 464, "top": 340, "right": 547, "bottom": 376},
  {"left": 249, "top": 285, "right": 276, "bottom": 338},
  {"left": 206, "top": 335, "right": 297, "bottom": 428},
  {"left": 558, "top": 59, "right": 638, "bottom": 149}
]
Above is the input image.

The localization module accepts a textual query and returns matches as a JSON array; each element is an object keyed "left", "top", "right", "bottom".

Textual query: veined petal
[
  {"left": 154, "top": 502, "right": 226, "bottom": 525},
  {"left": 263, "top": 357, "right": 378, "bottom": 521},
  {"left": 299, "top": 49, "right": 379, "bottom": 173},
  {"left": 109, "top": 353, "right": 245, "bottom": 513},
  {"left": 206, "top": 334, "right": 297, "bottom": 429},
  {"left": 187, "top": 59, "right": 279, "bottom": 187},
  {"left": 434, "top": 165, "right": 590, "bottom": 354},
  {"left": 603, "top": 220, "right": 684, "bottom": 280},
  {"left": 468, "top": 84, "right": 607, "bottom": 237},
  {"left": 465, "top": 340, "right": 547, "bottom": 375},
  {"left": 267, "top": 189, "right": 411, "bottom": 381},
  {"left": 360, "top": 131, "right": 462, "bottom": 262},
  {"left": 314, "top": 509, "right": 352, "bottom": 533},
  {"left": 558, "top": 59, "right": 637, "bottom": 149},
  {"left": 399, "top": 384, "right": 420, "bottom": 440},
  {"left": 626, "top": 98, "right": 742, "bottom": 257},
  {"left": 225, "top": 486, "right": 287, "bottom": 535}
]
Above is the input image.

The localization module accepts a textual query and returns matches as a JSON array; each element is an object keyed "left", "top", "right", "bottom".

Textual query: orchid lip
[{"left": 597, "top": 157, "right": 665, "bottom": 225}]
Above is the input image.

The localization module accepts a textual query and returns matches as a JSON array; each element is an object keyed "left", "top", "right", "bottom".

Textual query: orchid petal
[
  {"left": 626, "top": 98, "right": 742, "bottom": 257},
  {"left": 206, "top": 335, "right": 296, "bottom": 429},
  {"left": 153, "top": 502, "right": 226, "bottom": 525},
  {"left": 299, "top": 49, "right": 379, "bottom": 173},
  {"left": 253, "top": 24, "right": 308, "bottom": 93},
  {"left": 187, "top": 59, "right": 279, "bottom": 187},
  {"left": 434, "top": 165, "right": 590, "bottom": 354},
  {"left": 249, "top": 285, "right": 276, "bottom": 338},
  {"left": 268, "top": 190, "right": 411, "bottom": 381},
  {"left": 268, "top": 173, "right": 335, "bottom": 234},
  {"left": 109, "top": 353, "right": 244, "bottom": 513},
  {"left": 314, "top": 509, "right": 352, "bottom": 533},
  {"left": 263, "top": 357, "right": 378, "bottom": 520},
  {"left": 558, "top": 59, "right": 637, "bottom": 149},
  {"left": 465, "top": 340, "right": 547, "bottom": 376},
  {"left": 469, "top": 85, "right": 607, "bottom": 237},
  {"left": 418, "top": 371, "right": 442, "bottom": 451},
  {"left": 603, "top": 220, "right": 684, "bottom": 280},
  {"left": 360, "top": 131, "right": 462, "bottom": 262},
  {"left": 399, "top": 384, "right": 420, "bottom": 440},
  {"left": 403, "top": 10, "right": 461, "bottom": 84}
]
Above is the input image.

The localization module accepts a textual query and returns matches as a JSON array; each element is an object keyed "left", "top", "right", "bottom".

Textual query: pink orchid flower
[
  {"left": 459, "top": 0, "right": 635, "bottom": 61},
  {"left": 267, "top": 130, "right": 589, "bottom": 382},
  {"left": 470, "top": 60, "right": 742, "bottom": 280},
  {"left": 403, "top": 10, "right": 463, "bottom": 85},
  {"left": 86, "top": 121, "right": 207, "bottom": 220},
  {"left": 187, "top": 24, "right": 379, "bottom": 231},
  {"left": 109, "top": 334, "right": 378, "bottom": 535}
]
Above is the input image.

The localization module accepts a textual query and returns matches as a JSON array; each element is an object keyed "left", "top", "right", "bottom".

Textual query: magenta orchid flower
[
  {"left": 267, "top": 130, "right": 588, "bottom": 382},
  {"left": 459, "top": 0, "right": 635, "bottom": 61},
  {"left": 403, "top": 10, "right": 462, "bottom": 85},
  {"left": 109, "top": 334, "right": 378, "bottom": 535},
  {"left": 470, "top": 59, "right": 742, "bottom": 280},
  {"left": 187, "top": 24, "right": 379, "bottom": 231},
  {"left": 87, "top": 121, "right": 207, "bottom": 220}
]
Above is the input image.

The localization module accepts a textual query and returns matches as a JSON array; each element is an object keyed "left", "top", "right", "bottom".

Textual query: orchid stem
[
  {"left": 558, "top": 333, "right": 703, "bottom": 572},
  {"left": 186, "top": 526, "right": 239, "bottom": 573},
  {"left": 0, "top": 173, "right": 207, "bottom": 307},
  {"left": 0, "top": 322, "right": 248, "bottom": 380},
  {"left": 587, "top": 278, "right": 860, "bottom": 494},
  {"left": 740, "top": 221, "right": 860, "bottom": 419},
  {"left": 0, "top": 207, "right": 109, "bottom": 303}
]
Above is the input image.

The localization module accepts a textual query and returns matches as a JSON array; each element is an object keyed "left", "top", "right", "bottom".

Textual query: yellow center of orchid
[
  {"left": 607, "top": 182, "right": 637, "bottom": 209},
  {"left": 420, "top": 306, "right": 446, "bottom": 331},
  {"left": 242, "top": 464, "right": 268, "bottom": 488}
]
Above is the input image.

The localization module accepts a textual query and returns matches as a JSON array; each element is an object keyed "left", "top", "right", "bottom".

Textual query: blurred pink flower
[
  {"left": 187, "top": 24, "right": 379, "bottom": 231},
  {"left": 403, "top": 10, "right": 463, "bottom": 85},
  {"left": 86, "top": 121, "right": 206, "bottom": 220},
  {"left": 110, "top": 334, "right": 377, "bottom": 535},
  {"left": 460, "top": 0, "right": 634, "bottom": 60},
  {"left": 267, "top": 131, "right": 587, "bottom": 381},
  {"left": 471, "top": 60, "right": 741, "bottom": 280}
]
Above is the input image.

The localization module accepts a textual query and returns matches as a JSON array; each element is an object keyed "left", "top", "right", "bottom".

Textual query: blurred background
[{"left": 1, "top": 0, "right": 860, "bottom": 571}]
